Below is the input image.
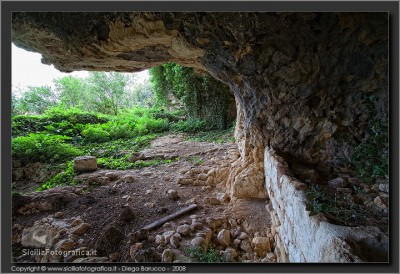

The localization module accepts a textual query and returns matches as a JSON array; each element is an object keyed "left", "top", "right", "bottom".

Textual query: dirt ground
[{"left": 12, "top": 134, "right": 272, "bottom": 263}]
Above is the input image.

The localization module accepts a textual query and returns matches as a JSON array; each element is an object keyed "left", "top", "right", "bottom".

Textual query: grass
[
  {"left": 187, "top": 156, "right": 204, "bottom": 166},
  {"left": 185, "top": 127, "right": 235, "bottom": 144},
  {"left": 186, "top": 247, "right": 228, "bottom": 263}
]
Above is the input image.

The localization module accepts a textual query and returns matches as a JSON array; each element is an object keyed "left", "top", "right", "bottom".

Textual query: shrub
[
  {"left": 12, "top": 133, "right": 82, "bottom": 164},
  {"left": 171, "top": 119, "right": 208, "bottom": 133}
]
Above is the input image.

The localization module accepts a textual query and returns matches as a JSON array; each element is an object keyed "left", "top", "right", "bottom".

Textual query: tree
[
  {"left": 54, "top": 76, "right": 87, "bottom": 109},
  {"left": 17, "top": 86, "right": 58, "bottom": 115},
  {"left": 87, "top": 72, "right": 128, "bottom": 115}
]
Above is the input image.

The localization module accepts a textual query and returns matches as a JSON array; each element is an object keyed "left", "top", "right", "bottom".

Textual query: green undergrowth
[
  {"left": 36, "top": 161, "right": 76, "bottom": 191},
  {"left": 306, "top": 184, "right": 358, "bottom": 226},
  {"left": 12, "top": 106, "right": 238, "bottom": 192},
  {"left": 185, "top": 127, "right": 235, "bottom": 144},
  {"left": 97, "top": 157, "right": 179, "bottom": 170},
  {"left": 186, "top": 247, "right": 228, "bottom": 263}
]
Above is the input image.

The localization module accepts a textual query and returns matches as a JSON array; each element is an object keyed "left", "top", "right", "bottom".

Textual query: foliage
[
  {"left": 37, "top": 161, "right": 76, "bottom": 191},
  {"left": 54, "top": 76, "right": 87, "bottom": 109},
  {"left": 187, "top": 156, "right": 204, "bottom": 166},
  {"left": 15, "top": 86, "right": 58, "bottom": 115},
  {"left": 12, "top": 134, "right": 82, "bottom": 164},
  {"left": 171, "top": 119, "right": 208, "bottom": 133},
  {"left": 306, "top": 184, "right": 357, "bottom": 225},
  {"left": 351, "top": 96, "right": 388, "bottom": 184},
  {"left": 149, "top": 63, "right": 236, "bottom": 129},
  {"left": 97, "top": 157, "right": 177, "bottom": 170},
  {"left": 12, "top": 108, "right": 109, "bottom": 137},
  {"left": 186, "top": 127, "right": 236, "bottom": 144},
  {"left": 186, "top": 247, "right": 228, "bottom": 263}
]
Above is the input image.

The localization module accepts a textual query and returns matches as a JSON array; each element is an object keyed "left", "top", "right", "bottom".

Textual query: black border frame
[{"left": 1, "top": 1, "right": 399, "bottom": 273}]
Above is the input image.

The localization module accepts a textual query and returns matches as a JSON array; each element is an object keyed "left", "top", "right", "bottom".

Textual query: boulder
[{"left": 73, "top": 156, "right": 97, "bottom": 172}]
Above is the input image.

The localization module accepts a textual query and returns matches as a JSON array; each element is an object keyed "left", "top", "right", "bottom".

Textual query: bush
[
  {"left": 12, "top": 133, "right": 82, "bottom": 164},
  {"left": 171, "top": 119, "right": 208, "bottom": 133}
]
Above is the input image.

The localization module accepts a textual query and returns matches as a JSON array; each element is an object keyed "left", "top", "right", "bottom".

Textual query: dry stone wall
[{"left": 264, "top": 147, "right": 388, "bottom": 262}]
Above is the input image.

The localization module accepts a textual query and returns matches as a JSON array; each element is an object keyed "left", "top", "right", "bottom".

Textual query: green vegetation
[
  {"left": 12, "top": 134, "right": 82, "bottom": 164},
  {"left": 351, "top": 96, "right": 388, "bottom": 184},
  {"left": 149, "top": 63, "right": 236, "bottom": 130},
  {"left": 186, "top": 247, "right": 228, "bottom": 263},
  {"left": 185, "top": 127, "right": 236, "bottom": 144},
  {"left": 12, "top": 68, "right": 238, "bottom": 192},
  {"left": 36, "top": 161, "right": 76, "bottom": 191},
  {"left": 187, "top": 156, "right": 204, "bottom": 166}
]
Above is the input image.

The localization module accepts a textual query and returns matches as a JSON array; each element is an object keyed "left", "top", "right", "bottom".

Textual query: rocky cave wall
[{"left": 12, "top": 12, "right": 388, "bottom": 203}]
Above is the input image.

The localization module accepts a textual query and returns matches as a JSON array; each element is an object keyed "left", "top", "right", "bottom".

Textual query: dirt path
[{"left": 12, "top": 134, "right": 274, "bottom": 263}]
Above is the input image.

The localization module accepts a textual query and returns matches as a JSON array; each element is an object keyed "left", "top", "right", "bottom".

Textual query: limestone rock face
[{"left": 12, "top": 12, "right": 388, "bottom": 198}]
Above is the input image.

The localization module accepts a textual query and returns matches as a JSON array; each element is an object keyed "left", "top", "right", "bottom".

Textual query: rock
[
  {"left": 238, "top": 232, "right": 249, "bottom": 240},
  {"left": 233, "top": 238, "right": 241, "bottom": 248},
  {"left": 378, "top": 182, "right": 389, "bottom": 193},
  {"left": 109, "top": 252, "right": 120, "bottom": 262},
  {"left": 206, "top": 176, "right": 215, "bottom": 186},
  {"left": 221, "top": 247, "right": 237, "bottom": 261},
  {"left": 177, "top": 224, "right": 191, "bottom": 236},
  {"left": 266, "top": 252, "right": 277, "bottom": 261},
  {"left": 70, "top": 219, "right": 83, "bottom": 227},
  {"left": 204, "top": 197, "right": 221, "bottom": 205},
  {"left": 328, "top": 177, "right": 347, "bottom": 189},
  {"left": 146, "top": 189, "right": 153, "bottom": 195},
  {"left": 167, "top": 189, "right": 180, "bottom": 200},
  {"left": 93, "top": 176, "right": 111, "bottom": 184},
  {"left": 291, "top": 164, "right": 319, "bottom": 183},
  {"left": 54, "top": 239, "right": 76, "bottom": 251},
  {"left": 170, "top": 235, "right": 181, "bottom": 248},
  {"left": 54, "top": 212, "right": 63, "bottom": 219},
  {"left": 252, "top": 237, "right": 271, "bottom": 257},
  {"left": 162, "top": 249, "right": 174, "bottom": 263},
  {"left": 162, "top": 231, "right": 175, "bottom": 242},
  {"left": 105, "top": 172, "right": 120, "bottom": 180},
  {"left": 155, "top": 235, "right": 165, "bottom": 244},
  {"left": 240, "top": 239, "right": 252, "bottom": 253},
  {"left": 198, "top": 173, "right": 208, "bottom": 181},
  {"left": 119, "top": 175, "right": 136, "bottom": 183},
  {"left": 374, "top": 196, "right": 388, "bottom": 209},
  {"left": 336, "top": 187, "right": 353, "bottom": 194},
  {"left": 70, "top": 223, "right": 91, "bottom": 236},
  {"left": 130, "top": 243, "right": 143, "bottom": 260},
  {"left": 73, "top": 156, "right": 97, "bottom": 172},
  {"left": 73, "top": 257, "right": 111, "bottom": 263},
  {"left": 21, "top": 224, "right": 61, "bottom": 248},
  {"left": 128, "top": 153, "right": 145, "bottom": 162},
  {"left": 217, "top": 229, "right": 230, "bottom": 246},
  {"left": 191, "top": 237, "right": 206, "bottom": 249},
  {"left": 216, "top": 192, "right": 230, "bottom": 203}
]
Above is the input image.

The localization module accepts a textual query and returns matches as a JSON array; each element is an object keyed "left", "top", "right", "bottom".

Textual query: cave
[{"left": 11, "top": 12, "right": 389, "bottom": 263}]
